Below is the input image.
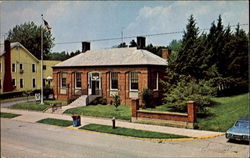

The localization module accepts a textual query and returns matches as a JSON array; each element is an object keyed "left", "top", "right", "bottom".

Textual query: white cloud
[{"left": 125, "top": 1, "right": 249, "bottom": 46}]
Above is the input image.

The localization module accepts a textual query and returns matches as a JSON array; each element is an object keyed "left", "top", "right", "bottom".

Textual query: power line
[{"left": 54, "top": 23, "right": 249, "bottom": 45}]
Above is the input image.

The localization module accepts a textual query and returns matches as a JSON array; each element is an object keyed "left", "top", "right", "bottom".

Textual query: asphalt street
[{"left": 1, "top": 118, "right": 249, "bottom": 158}]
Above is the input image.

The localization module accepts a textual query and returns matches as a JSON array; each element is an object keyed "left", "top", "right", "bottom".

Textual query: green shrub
[
  {"left": 100, "top": 97, "right": 107, "bottom": 105},
  {"left": 163, "top": 79, "right": 216, "bottom": 114},
  {"left": 142, "top": 88, "right": 154, "bottom": 108},
  {"left": 111, "top": 94, "right": 121, "bottom": 109}
]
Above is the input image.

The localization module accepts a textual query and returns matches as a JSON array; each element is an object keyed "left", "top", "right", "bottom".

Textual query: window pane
[
  {"left": 12, "top": 63, "right": 15, "bottom": 72},
  {"left": 33, "top": 79, "right": 36, "bottom": 88},
  {"left": 20, "top": 64, "right": 23, "bottom": 70},
  {"left": 130, "top": 72, "right": 138, "bottom": 90},
  {"left": 32, "top": 64, "right": 35, "bottom": 72},
  {"left": 20, "top": 79, "right": 23, "bottom": 88},
  {"left": 61, "top": 73, "right": 66, "bottom": 88},
  {"left": 75, "top": 72, "right": 81, "bottom": 88},
  {"left": 111, "top": 72, "right": 118, "bottom": 89}
]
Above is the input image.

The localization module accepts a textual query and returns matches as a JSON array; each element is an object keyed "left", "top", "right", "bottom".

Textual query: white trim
[
  {"left": 129, "top": 71, "right": 139, "bottom": 91},
  {"left": 110, "top": 72, "right": 118, "bottom": 90},
  {"left": 32, "top": 78, "right": 36, "bottom": 88},
  {"left": 12, "top": 63, "right": 16, "bottom": 72},
  {"left": 75, "top": 72, "right": 82, "bottom": 89},
  {"left": 32, "top": 63, "right": 36, "bottom": 73},
  {"left": 153, "top": 72, "right": 159, "bottom": 91},
  {"left": 20, "top": 78, "right": 24, "bottom": 88}
]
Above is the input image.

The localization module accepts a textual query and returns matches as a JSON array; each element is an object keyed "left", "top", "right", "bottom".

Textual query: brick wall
[
  {"left": 131, "top": 99, "right": 197, "bottom": 128},
  {"left": 52, "top": 66, "right": 166, "bottom": 106}
]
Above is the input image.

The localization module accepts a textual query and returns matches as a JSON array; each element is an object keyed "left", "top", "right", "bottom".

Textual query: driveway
[{"left": 0, "top": 98, "right": 35, "bottom": 108}]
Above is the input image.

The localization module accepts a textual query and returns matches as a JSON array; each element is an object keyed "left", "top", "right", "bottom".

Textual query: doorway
[{"left": 88, "top": 72, "right": 101, "bottom": 95}]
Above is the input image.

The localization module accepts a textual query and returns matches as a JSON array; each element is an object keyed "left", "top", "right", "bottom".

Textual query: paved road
[
  {"left": 1, "top": 119, "right": 249, "bottom": 158},
  {"left": 0, "top": 98, "right": 35, "bottom": 108}
]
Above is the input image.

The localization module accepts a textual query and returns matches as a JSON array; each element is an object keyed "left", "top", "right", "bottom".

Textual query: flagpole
[{"left": 40, "top": 14, "right": 44, "bottom": 105}]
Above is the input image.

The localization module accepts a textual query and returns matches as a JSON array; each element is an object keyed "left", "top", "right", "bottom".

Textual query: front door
[{"left": 88, "top": 72, "right": 101, "bottom": 95}]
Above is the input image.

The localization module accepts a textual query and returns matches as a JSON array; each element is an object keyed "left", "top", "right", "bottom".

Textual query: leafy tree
[
  {"left": 129, "top": 40, "right": 137, "bottom": 47},
  {"left": 168, "top": 39, "right": 182, "bottom": 53},
  {"left": 7, "top": 22, "right": 55, "bottom": 60},
  {"left": 141, "top": 88, "right": 154, "bottom": 108}
]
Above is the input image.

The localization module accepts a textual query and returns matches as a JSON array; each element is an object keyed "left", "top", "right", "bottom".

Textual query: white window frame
[
  {"left": 12, "top": 78, "right": 16, "bottom": 86},
  {"left": 20, "top": 78, "right": 24, "bottom": 88},
  {"left": 61, "top": 72, "right": 67, "bottom": 89},
  {"left": 32, "top": 63, "right": 36, "bottom": 73},
  {"left": 153, "top": 72, "right": 159, "bottom": 91},
  {"left": 12, "top": 63, "right": 16, "bottom": 72},
  {"left": 75, "top": 72, "right": 82, "bottom": 89},
  {"left": 129, "top": 72, "right": 139, "bottom": 91},
  {"left": 110, "top": 72, "right": 118, "bottom": 90},
  {"left": 32, "top": 78, "right": 36, "bottom": 88}
]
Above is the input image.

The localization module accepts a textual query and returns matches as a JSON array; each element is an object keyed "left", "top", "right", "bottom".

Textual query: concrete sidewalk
[{"left": 1, "top": 108, "right": 224, "bottom": 138}]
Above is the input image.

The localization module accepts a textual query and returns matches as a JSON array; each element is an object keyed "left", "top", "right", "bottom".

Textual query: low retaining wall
[{"left": 131, "top": 99, "right": 196, "bottom": 129}]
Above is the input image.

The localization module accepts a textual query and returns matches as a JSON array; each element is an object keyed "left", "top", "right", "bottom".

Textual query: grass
[
  {"left": 80, "top": 123, "right": 189, "bottom": 139},
  {"left": 0, "top": 96, "right": 35, "bottom": 103},
  {"left": 37, "top": 118, "right": 72, "bottom": 127},
  {"left": 197, "top": 93, "right": 249, "bottom": 132},
  {"left": 145, "top": 93, "right": 249, "bottom": 132},
  {"left": 10, "top": 100, "right": 67, "bottom": 111},
  {"left": 64, "top": 105, "right": 131, "bottom": 120},
  {"left": 0, "top": 112, "right": 21, "bottom": 118}
]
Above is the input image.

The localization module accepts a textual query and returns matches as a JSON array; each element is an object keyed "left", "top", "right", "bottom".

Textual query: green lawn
[
  {"left": 197, "top": 93, "right": 249, "bottom": 132},
  {"left": 10, "top": 100, "right": 67, "bottom": 111},
  {"left": 80, "top": 124, "right": 189, "bottom": 139},
  {"left": 37, "top": 118, "right": 72, "bottom": 127},
  {"left": 0, "top": 112, "right": 21, "bottom": 118},
  {"left": 64, "top": 105, "right": 131, "bottom": 120}
]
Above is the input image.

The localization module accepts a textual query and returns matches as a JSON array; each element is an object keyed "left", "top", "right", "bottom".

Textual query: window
[
  {"left": 32, "top": 64, "right": 36, "bottom": 72},
  {"left": 20, "top": 78, "right": 24, "bottom": 88},
  {"left": 75, "top": 72, "right": 81, "bottom": 89},
  {"left": 32, "top": 78, "right": 36, "bottom": 88},
  {"left": 110, "top": 72, "right": 118, "bottom": 90},
  {"left": 130, "top": 72, "right": 138, "bottom": 91},
  {"left": 152, "top": 72, "right": 159, "bottom": 90},
  {"left": 20, "top": 63, "right": 23, "bottom": 70},
  {"left": 12, "top": 63, "right": 16, "bottom": 72},
  {"left": 43, "top": 65, "right": 46, "bottom": 70},
  {"left": 0, "top": 62, "right": 2, "bottom": 72},
  {"left": 12, "top": 78, "right": 16, "bottom": 86},
  {"left": 61, "top": 72, "right": 66, "bottom": 88}
]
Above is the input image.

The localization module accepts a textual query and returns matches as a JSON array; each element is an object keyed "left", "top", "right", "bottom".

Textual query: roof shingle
[{"left": 54, "top": 47, "right": 168, "bottom": 67}]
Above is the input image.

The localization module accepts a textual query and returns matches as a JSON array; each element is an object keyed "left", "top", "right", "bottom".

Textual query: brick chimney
[
  {"left": 3, "top": 40, "right": 14, "bottom": 92},
  {"left": 82, "top": 42, "right": 90, "bottom": 52},
  {"left": 137, "top": 36, "right": 146, "bottom": 49},
  {"left": 161, "top": 48, "right": 171, "bottom": 60}
]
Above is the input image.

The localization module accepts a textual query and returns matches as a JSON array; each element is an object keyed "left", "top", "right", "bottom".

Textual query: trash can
[{"left": 72, "top": 115, "right": 81, "bottom": 127}]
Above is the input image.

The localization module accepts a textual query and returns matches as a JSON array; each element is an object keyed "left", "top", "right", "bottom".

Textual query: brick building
[{"left": 52, "top": 37, "right": 170, "bottom": 106}]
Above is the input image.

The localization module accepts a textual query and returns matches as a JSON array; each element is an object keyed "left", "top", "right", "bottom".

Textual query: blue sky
[{"left": 0, "top": 1, "right": 249, "bottom": 53}]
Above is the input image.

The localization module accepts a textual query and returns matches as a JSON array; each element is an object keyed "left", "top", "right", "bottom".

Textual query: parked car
[{"left": 225, "top": 117, "right": 250, "bottom": 141}]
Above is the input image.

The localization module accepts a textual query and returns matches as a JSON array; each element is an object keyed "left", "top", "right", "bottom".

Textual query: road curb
[{"left": 66, "top": 126, "right": 225, "bottom": 142}]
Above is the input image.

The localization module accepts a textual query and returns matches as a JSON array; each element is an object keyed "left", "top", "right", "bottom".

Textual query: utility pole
[{"left": 40, "top": 14, "right": 44, "bottom": 105}]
